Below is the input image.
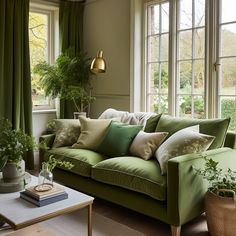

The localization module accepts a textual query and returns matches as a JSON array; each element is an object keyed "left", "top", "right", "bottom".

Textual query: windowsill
[{"left": 32, "top": 109, "right": 57, "bottom": 114}]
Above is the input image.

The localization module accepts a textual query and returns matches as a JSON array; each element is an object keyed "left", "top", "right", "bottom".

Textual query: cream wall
[{"left": 83, "top": 0, "right": 131, "bottom": 118}]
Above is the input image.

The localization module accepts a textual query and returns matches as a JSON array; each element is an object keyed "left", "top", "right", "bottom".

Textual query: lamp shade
[{"left": 90, "top": 50, "right": 106, "bottom": 74}]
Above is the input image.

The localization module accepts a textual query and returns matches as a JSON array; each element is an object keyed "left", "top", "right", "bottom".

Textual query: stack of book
[{"left": 20, "top": 184, "right": 68, "bottom": 207}]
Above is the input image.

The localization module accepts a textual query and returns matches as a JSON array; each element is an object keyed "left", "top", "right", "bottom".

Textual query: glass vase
[{"left": 37, "top": 163, "right": 53, "bottom": 192}]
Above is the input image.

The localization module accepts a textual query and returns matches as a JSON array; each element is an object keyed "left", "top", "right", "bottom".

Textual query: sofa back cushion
[{"left": 155, "top": 115, "right": 230, "bottom": 149}]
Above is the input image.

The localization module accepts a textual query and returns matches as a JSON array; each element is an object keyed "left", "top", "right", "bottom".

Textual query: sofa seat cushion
[
  {"left": 47, "top": 147, "right": 107, "bottom": 177},
  {"left": 91, "top": 156, "right": 167, "bottom": 201}
]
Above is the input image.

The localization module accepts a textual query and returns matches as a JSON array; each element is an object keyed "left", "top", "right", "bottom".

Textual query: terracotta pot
[
  {"left": 2, "top": 159, "right": 25, "bottom": 181},
  {"left": 205, "top": 190, "right": 236, "bottom": 236}
]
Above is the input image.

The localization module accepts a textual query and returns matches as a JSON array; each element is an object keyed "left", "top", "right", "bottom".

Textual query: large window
[
  {"left": 29, "top": 5, "right": 58, "bottom": 110},
  {"left": 144, "top": 0, "right": 236, "bottom": 130}
]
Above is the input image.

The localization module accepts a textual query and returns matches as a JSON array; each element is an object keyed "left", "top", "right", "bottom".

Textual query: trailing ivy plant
[
  {"left": 195, "top": 155, "right": 236, "bottom": 197},
  {"left": 42, "top": 155, "right": 74, "bottom": 172}
]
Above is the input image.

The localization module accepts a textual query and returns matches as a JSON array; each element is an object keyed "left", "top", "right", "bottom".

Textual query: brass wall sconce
[{"left": 90, "top": 50, "right": 106, "bottom": 74}]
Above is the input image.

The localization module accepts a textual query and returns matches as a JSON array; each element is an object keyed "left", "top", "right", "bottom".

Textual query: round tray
[{"left": 0, "top": 172, "right": 31, "bottom": 193}]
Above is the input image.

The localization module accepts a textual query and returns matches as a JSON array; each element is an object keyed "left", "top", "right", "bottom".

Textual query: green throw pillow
[
  {"left": 144, "top": 114, "right": 162, "bottom": 133},
  {"left": 155, "top": 115, "right": 230, "bottom": 149},
  {"left": 98, "top": 122, "right": 143, "bottom": 157}
]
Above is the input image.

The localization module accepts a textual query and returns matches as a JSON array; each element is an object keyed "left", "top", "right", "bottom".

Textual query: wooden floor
[{"left": 93, "top": 198, "right": 210, "bottom": 236}]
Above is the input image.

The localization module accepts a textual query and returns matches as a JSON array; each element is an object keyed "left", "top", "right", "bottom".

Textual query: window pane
[
  {"left": 160, "top": 63, "right": 169, "bottom": 93},
  {"left": 221, "top": 24, "right": 236, "bottom": 57},
  {"left": 220, "top": 96, "right": 236, "bottom": 131},
  {"left": 161, "top": 3, "right": 169, "bottom": 33},
  {"left": 178, "top": 95, "right": 192, "bottom": 117},
  {"left": 194, "top": 96, "right": 205, "bottom": 118},
  {"left": 221, "top": 58, "right": 236, "bottom": 96},
  {"left": 195, "top": 28, "right": 205, "bottom": 58},
  {"left": 179, "top": 30, "right": 192, "bottom": 59},
  {"left": 148, "top": 63, "right": 159, "bottom": 93},
  {"left": 178, "top": 61, "right": 192, "bottom": 94},
  {"left": 148, "top": 5, "right": 159, "bottom": 35},
  {"left": 149, "top": 95, "right": 168, "bottom": 114},
  {"left": 148, "top": 36, "right": 159, "bottom": 62},
  {"left": 221, "top": 0, "right": 236, "bottom": 23},
  {"left": 29, "top": 12, "right": 49, "bottom": 107},
  {"left": 194, "top": 59, "right": 204, "bottom": 94},
  {"left": 160, "top": 33, "right": 169, "bottom": 61},
  {"left": 195, "top": 0, "right": 205, "bottom": 27},
  {"left": 179, "top": 0, "right": 192, "bottom": 30}
]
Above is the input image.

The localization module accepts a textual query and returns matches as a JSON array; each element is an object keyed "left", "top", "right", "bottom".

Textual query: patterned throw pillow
[
  {"left": 129, "top": 131, "right": 168, "bottom": 160},
  {"left": 155, "top": 126, "right": 215, "bottom": 175},
  {"left": 52, "top": 119, "right": 81, "bottom": 148},
  {"left": 72, "top": 117, "right": 116, "bottom": 151}
]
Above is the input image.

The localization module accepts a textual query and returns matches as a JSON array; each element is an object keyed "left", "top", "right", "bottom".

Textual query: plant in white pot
[
  {"left": 33, "top": 49, "right": 95, "bottom": 117},
  {"left": 0, "top": 119, "right": 35, "bottom": 181},
  {"left": 195, "top": 156, "right": 236, "bottom": 236}
]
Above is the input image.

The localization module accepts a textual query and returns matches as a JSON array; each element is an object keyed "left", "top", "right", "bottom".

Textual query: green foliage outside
[{"left": 221, "top": 98, "right": 236, "bottom": 131}]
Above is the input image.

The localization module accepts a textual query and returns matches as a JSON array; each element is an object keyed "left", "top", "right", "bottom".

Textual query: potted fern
[
  {"left": 195, "top": 156, "right": 236, "bottom": 236},
  {"left": 33, "top": 49, "right": 95, "bottom": 117}
]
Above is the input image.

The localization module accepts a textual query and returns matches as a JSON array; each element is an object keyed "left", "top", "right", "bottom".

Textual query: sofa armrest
[
  {"left": 167, "top": 147, "right": 236, "bottom": 226},
  {"left": 39, "top": 134, "right": 55, "bottom": 166}
]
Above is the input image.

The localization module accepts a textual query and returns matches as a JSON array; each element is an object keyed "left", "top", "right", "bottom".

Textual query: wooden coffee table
[{"left": 0, "top": 175, "right": 94, "bottom": 236}]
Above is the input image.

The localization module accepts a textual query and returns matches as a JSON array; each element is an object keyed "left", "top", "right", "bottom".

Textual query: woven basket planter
[{"left": 205, "top": 190, "right": 236, "bottom": 236}]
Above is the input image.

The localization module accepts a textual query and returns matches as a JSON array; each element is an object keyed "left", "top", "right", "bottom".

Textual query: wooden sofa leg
[{"left": 171, "top": 225, "right": 181, "bottom": 236}]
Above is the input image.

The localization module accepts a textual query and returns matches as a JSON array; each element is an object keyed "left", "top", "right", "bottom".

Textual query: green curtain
[
  {"left": 59, "top": 1, "right": 84, "bottom": 118},
  {"left": 0, "top": 0, "right": 34, "bottom": 169}
]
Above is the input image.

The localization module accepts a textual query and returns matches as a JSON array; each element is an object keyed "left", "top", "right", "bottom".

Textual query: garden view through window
[
  {"left": 145, "top": 0, "right": 236, "bottom": 131},
  {"left": 29, "top": 11, "right": 53, "bottom": 109}
]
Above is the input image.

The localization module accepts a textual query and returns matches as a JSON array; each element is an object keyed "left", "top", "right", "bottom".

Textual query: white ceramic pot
[
  {"left": 74, "top": 112, "right": 87, "bottom": 119},
  {"left": 2, "top": 159, "right": 25, "bottom": 181}
]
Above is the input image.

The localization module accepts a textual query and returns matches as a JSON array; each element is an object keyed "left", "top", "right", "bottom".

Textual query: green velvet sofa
[{"left": 39, "top": 111, "right": 236, "bottom": 236}]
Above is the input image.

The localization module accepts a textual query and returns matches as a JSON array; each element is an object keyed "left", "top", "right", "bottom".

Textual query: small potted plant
[
  {"left": 37, "top": 155, "right": 74, "bottom": 191},
  {"left": 0, "top": 119, "right": 35, "bottom": 180},
  {"left": 33, "top": 49, "right": 95, "bottom": 117},
  {"left": 195, "top": 155, "right": 236, "bottom": 236}
]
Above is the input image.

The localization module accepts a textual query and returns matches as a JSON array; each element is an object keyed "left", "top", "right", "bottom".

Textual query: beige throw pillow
[
  {"left": 129, "top": 131, "right": 168, "bottom": 160},
  {"left": 52, "top": 119, "right": 81, "bottom": 148},
  {"left": 155, "top": 126, "right": 215, "bottom": 175},
  {"left": 72, "top": 117, "right": 114, "bottom": 150}
]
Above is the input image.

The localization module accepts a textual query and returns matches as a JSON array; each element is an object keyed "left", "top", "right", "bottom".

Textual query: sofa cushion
[
  {"left": 52, "top": 119, "right": 81, "bottom": 148},
  {"left": 47, "top": 147, "right": 107, "bottom": 177},
  {"left": 129, "top": 131, "right": 168, "bottom": 160},
  {"left": 92, "top": 156, "right": 167, "bottom": 201},
  {"left": 155, "top": 126, "right": 215, "bottom": 174},
  {"left": 144, "top": 114, "right": 162, "bottom": 133},
  {"left": 97, "top": 122, "right": 143, "bottom": 157},
  {"left": 72, "top": 117, "right": 114, "bottom": 151},
  {"left": 155, "top": 115, "right": 230, "bottom": 149}
]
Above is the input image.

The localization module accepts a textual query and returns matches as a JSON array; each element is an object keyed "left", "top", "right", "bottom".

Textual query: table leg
[{"left": 88, "top": 204, "right": 92, "bottom": 236}]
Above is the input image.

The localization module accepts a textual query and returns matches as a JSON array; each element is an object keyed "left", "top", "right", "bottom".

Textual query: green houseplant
[
  {"left": 195, "top": 155, "right": 236, "bottom": 236},
  {"left": 33, "top": 50, "right": 95, "bottom": 114},
  {"left": 0, "top": 118, "right": 35, "bottom": 179}
]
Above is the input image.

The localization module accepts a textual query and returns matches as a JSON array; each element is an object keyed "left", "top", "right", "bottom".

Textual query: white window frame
[
  {"left": 30, "top": 1, "right": 59, "bottom": 111},
  {"left": 141, "top": 0, "right": 235, "bottom": 123}
]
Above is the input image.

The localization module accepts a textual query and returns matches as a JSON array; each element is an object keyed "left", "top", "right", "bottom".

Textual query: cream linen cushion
[
  {"left": 155, "top": 126, "right": 215, "bottom": 175},
  {"left": 52, "top": 119, "right": 81, "bottom": 148},
  {"left": 129, "top": 131, "right": 168, "bottom": 160},
  {"left": 72, "top": 117, "right": 115, "bottom": 151}
]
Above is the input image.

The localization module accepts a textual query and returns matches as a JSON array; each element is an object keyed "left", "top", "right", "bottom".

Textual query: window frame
[
  {"left": 142, "top": 0, "right": 236, "bottom": 131},
  {"left": 29, "top": 2, "right": 59, "bottom": 111}
]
